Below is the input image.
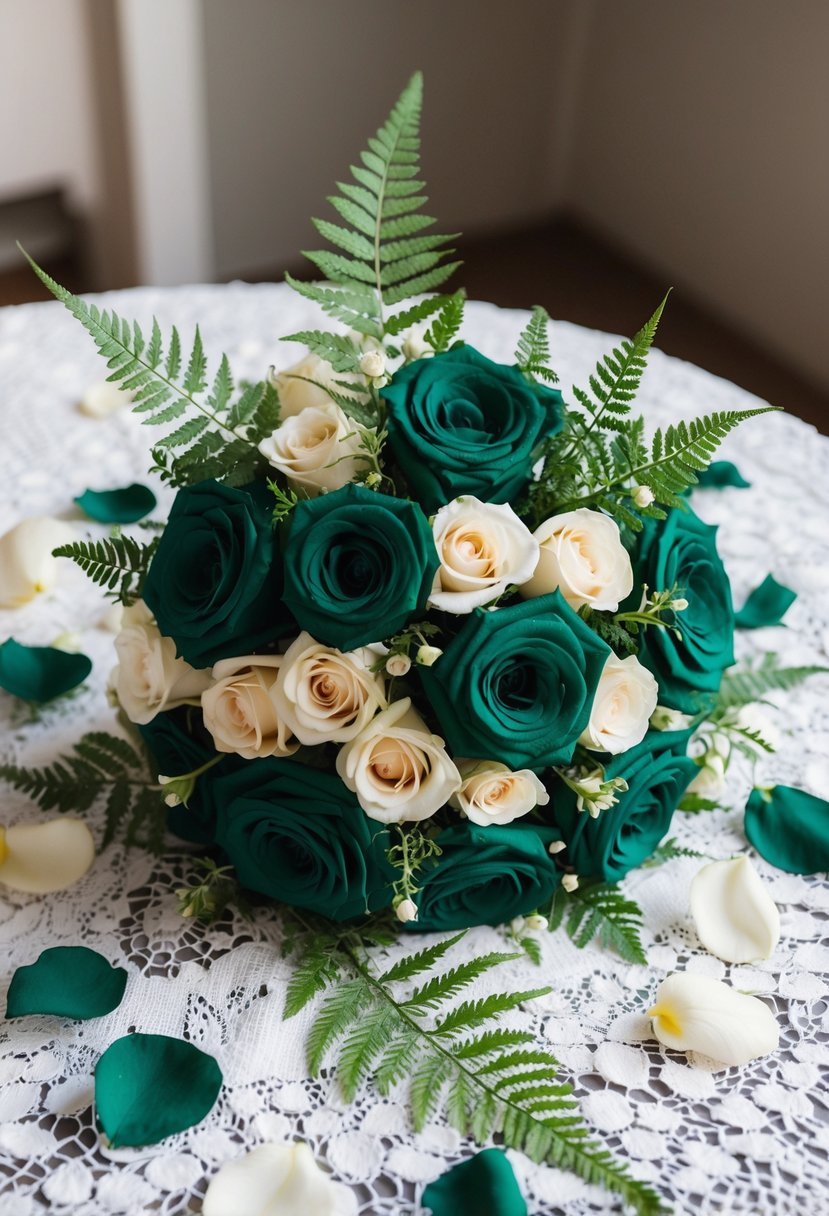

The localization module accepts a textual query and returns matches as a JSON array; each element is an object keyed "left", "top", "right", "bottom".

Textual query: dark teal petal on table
[
  {"left": 735, "top": 574, "right": 797, "bottom": 629},
  {"left": 95, "top": 1033, "right": 223, "bottom": 1147},
  {"left": 696, "top": 461, "right": 751, "bottom": 489},
  {"left": 422, "top": 1149, "right": 527, "bottom": 1216},
  {"left": 0, "top": 639, "right": 92, "bottom": 701},
  {"left": 6, "top": 946, "right": 127, "bottom": 1020},
  {"left": 74, "top": 483, "right": 157, "bottom": 523},
  {"left": 745, "top": 786, "right": 829, "bottom": 875}
]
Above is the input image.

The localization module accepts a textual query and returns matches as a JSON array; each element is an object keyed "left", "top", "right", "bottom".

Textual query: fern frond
[
  {"left": 403, "top": 952, "right": 520, "bottom": 1012},
  {"left": 53, "top": 535, "right": 159, "bottom": 604},
  {"left": 384, "top": 294, "right": 454, "bottom": 337},
  {"left": 423, "top": 290, "right": 465, "bottom": 353},
  {"left": 515, "top": 305, "right": 559, "bottom": 383},
  {"left": 716, "top": 654, "right": 829, "bottom": 711},
  {"left": 644, "top": 837, "right": 706, "bottom": 866},
  {"left": 548, "top": 881, "right": 646, "bottom": 964},
  {"left": 283, "top": 933, "right": 344, "bottom": 1018},
  {"left": 282, "top": 330, "right": 362, "bottom": 374}
]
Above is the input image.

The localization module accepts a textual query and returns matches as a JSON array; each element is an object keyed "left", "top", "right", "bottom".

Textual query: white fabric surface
[{"left": 0, "top": 282, "right": 827, "bottom": 1215}]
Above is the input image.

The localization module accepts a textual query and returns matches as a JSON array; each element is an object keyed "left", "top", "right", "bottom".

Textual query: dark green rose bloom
[
  {"left": 548, "top": 729, "right": 697, "bottom": 881},
  {"left": 632, "top": 507, "right": 735, "bottom": 712},
  {"left": 281, "top": 483, "right": 439, "bottom": 651},
  {"left": 409, "top": 822, "right": 561, "bottom": 931},
  {"left": 380, "top": 346, "right": 564, "bottom": 513},
  {"left": 143, "top": 480, "right": 287, "bottom": 668},
  {"left": 138, "top": 708, "right": 223, "bottom": 845},
  {"left": 419, "top": 591, "right": 610, "bottom": 770},
  {"left": 211, "top": 757, "right": 394, "bottom": 921}
]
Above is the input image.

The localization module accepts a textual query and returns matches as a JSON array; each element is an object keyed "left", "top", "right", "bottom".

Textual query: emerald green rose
[
  {"left": 409, "top": 822, "right": 560, "bottom": 931},
  {"left": 548, "top": 729, "right": 697, "bottom": 881},
  {"left": 281, "top": 483, "right": 439, "bottom": 651},
  {"left": 632, "top": 507, "right": 735, "bottom": 712},
  {"left": 380, "top": 346, "right": 564, "bottom": 513},
  {"left": 139, "top": 707, "right": 223, "bottom": 846},
  {"left": 211, "top": 757, "right": 394, "bottom": 920},
  {"left": 143, "top": 480, "right": 288, "bottom": 668},
  {"left": 419, "top": 591, "right": 610, "bottom": 770}
]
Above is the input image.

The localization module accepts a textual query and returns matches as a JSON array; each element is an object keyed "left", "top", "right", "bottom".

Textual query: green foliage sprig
[
  {"left": 514, "top": 305, "right": 559, "bottom": 383},
  {"left": 284, "top": 917, "right": 664, "bottom": 1215},
  {"left": 0, "top": 730, "right": 164, "bottom": 851},
  {"left": 52, "top": 534, "right": 159, "bottom": 605},
  {"left": 547, "top": 880, "right": 647, "bottom": 965},
  {"left": 715, "top": 654, "right": 829, "bottom": 711}
]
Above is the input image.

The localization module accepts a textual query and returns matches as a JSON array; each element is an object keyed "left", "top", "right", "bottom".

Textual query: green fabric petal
[
  {"left": 745, "top": 786, "right": 829, "bottom": 875},
  {"left": 735, "top": 574, "right": 797, "bottom": 629},
  {"left": 6, "top": 946, "right": 127, "bottom": 1020},
  {"left": 422, "top": 1150, "right": 527, "bottom": 1216},
  {"left": 95, "top": 1033, "right": 223, "bottom": 1147},
  {"left": 74, "top": 483, "right": 157, "bottom": 523},
  {"left": 695, "top": 461, "right": 751, "bottom": 489},
  {"left": 0, "top": 639, "right": 92, "bottom": 701}
]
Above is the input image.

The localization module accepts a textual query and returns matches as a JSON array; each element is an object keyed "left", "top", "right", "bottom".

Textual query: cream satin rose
[
  {"left": 450, "top": 760, "right": 550, "bottom": 826},
  {"left": 336, "top": 696, "right": 461, "bottom": 823},
  {"left": 428, "top": 497, "right": 540, "bottom": 614},
  {"left": 520, "top": 507, "right": 633, "bottom": 611},
  {"left": 0, "top": 517, "right": 75, "bottom": 607},
  {"left": 269, "top": 352, "right": 350, "bottom": 417},
  {"left": 202, "top": 655, "right": 296, "bottom": 760},
  {"left": 258, "top": 402, "right": 364, "bottom": 494},
  {"left": 112, "top": 601, "right": 212, "bottom": 725},
  {"left": 580, "top": 653, "right": 659, "bottom": 754},
  {"left": 272, "top": 632, "right": 386, "bottom": 745}
]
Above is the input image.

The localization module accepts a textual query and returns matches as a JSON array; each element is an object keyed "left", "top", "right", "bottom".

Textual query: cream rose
[
  {"left": 336, "top": 697, "right": 461, "bottom": 823},
  {"left": 428, "top": 497, "right": 540, "bottom": 614},
  {"left": 0, "top": 517, "right": 75, "bottom": 607},
  {"left": 203, "top": 655, "right": 296, "bottom": 760},
  {"left": 272, "top": 632, "right": 386, "bottom": 746},
  {"left": 270, "top": 352, "right": 359, "bottom": 418},
  {"left": 580, "top": 653, "right": 658, "bottom": 753},
  {"left": 520, "top": 507, "right": 633, "bottom": 611},
  {"left": 450, "top": 760, "right": 550, "bottom": 826},
  {"left": 258, "top": 402, "right": 364, "bottom": 494},
  {"left": 112, "top": 601, "right": 212, "bottom": 725}
]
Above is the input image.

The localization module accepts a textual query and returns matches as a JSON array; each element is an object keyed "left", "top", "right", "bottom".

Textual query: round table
[{"left": 1, "top": 283, "right": 827, "bottom": 1215}]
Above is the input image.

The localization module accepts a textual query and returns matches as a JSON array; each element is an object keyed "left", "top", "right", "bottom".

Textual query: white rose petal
[
  {"left": 580, "top": 653, "right": 659, "bottom": 754},
  {"left": 257, "top": 402, "right": 364, "bottom": 495},
  {"left": 521, "top": 508, "right": 633, "bottom": 612},
  {"left": 450, "top": 760, "right": 549, "bottom": 826},
  {"left": 688, "top": 760, "right": 725, "bottom": 798},
  {"left": 272, "top": 632, "right": 386, "bottom": 746},
  {"left": 112, "top": 601, "right": 212, "bottom": 725},
  {"left": 0, "top": 818, "right": 95, "bottom": 894},
  {"left": 648, "top": 973, "right": 779, "bottom": 1066},
  {"left": 0, "top": 517, "right": 75, "bottom": 608},
  {"left": 203, "top": 655, "right": 296, "bottom": 760},
  {"left": 336, "top": 697, "right": 461, "bottom": 824},
  {"left": 79, "top": 381, "right": 133, "bottom": 418},
  {"left": 269, "top": 353, "right": 359, "bottom": 418},
  {"left": 202, "top": 1142, "right": 337, "bottom": 1216},
  {"left": 690, "top": 857, "right": 780, "bottom": 963},
  {"left": 428, "top": 497, "right": 539, "bottom": 614}
]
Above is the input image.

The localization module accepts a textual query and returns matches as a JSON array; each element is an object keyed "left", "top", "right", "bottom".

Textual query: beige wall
[{"left": 567, "top": 0, "right": 829, "bottom": 390}]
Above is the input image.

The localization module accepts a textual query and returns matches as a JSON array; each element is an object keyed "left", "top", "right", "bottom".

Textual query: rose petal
[
  {"left": 648, "top": 973, "right": 778, "bottom": 1066},
  {"left": 0, "top": 639, "right": 92, "bottom": 702},
  {"left": 74, "top": 484, "right": 157, "bottom": 524},
  {"left": 690, "top": 857, "right": 779, "bottom": 963},
  {"left": 203, "top": 1142, "right": 338, "bottom": 1216},
  {"left": 0, "top": 819, "right": 95, "bottom": 894}
]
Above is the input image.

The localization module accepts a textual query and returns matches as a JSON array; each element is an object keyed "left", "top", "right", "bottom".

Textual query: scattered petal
[
  {"left": 78, "top": 381, "right": 133, "bottom": 418},
  {"left": 421, "top": 1149, "right": 527, "bottom": 1216},
  {"left": 0, "top": 818, "right": 95, "bottom": 893},
  {"left": 745, "top": 785, "right": 829, "bottom": 875},
  {"left": 0, "top": 517, "right": 74, "bottom": 607},
  {"left": 0, "top": 639, "right": 92, "bottom": 702},
  {"left": 203, "top": 1141, "right": 338, "bottom": 1216},
  {"left": 6, "top": 946, "right": 127, "bottom": 1019},
  {"left": 95, "top": 1033, "right": 223, "bottom": 1148},
  {"left": 74, "top": 483, "right": 157, "bottom": 524},
  {"left": 690, "top": 857, "right": 780, "bottom": 962},
  {"left": 695, "top": 461, "right": 751, "bottom": 490},
  {"left": 735, "top": 574, "right": 796, "bottom": 629},
  {"left": 648, "top": 973, "right": 778, "bottom": 1066}
]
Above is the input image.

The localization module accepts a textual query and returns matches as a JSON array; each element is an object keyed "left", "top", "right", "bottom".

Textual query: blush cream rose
[
  {"left": 269, "top": 352, "right": 359, "bottom": 417},
  {"left": 580, "top": 652, "right": 659, "bottom": 754},
  {"left": 112, "top": 601, "right": 212, "bottom": 725},
  {"left": 428, "top": 496, "right": 540, "bottom": 614},
  {"left": 521, "top": 507, "right": 633, "bottom": 612},
  {"left": 336, "top": 697, "right": 461, "bottom": 823},
  {"left": 202, "top": 655, "right": 297, "bottom": 760},
  {"left": 271, "top": 632, "right": 386, "bottom": 746},
  {"left": 258, "top": 402, "right": 364, "bottom": 494},
  {"left": 450, "top": 760, "right": 550, "bottom": 826}
]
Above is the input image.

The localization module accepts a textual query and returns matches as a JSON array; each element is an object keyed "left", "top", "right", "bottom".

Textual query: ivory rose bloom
[
  {"left": 428, "top": 497, "right": 540, "bottom": 614},
  {"left": 270, "top": 352, "right": 357, "bottom": 418},
  {"left": 580, "top": 653, "right": 659, "bottom": 754},
  {"left": 450, "top": 760, "right": 550, "bottom": 826},
  {"left": 336, "top": 696, "right": 461, "bottom": 823},
  {"left": 202, "top": 655, "right": 296, "bottom": 760},
  {"left": 0, "top": 517, "right": 75, "bottom": 607},
  {"left": 258, "top": 402, "right": 364, "bottom": 494},
  {"left": 112, "top": 601, "right": 212, "bottom": 725},
  {"left": 272, "top": 632, "right": 386, "bottom": 746},
  {"left": 521, "top": 508, "right": 633, "bottom": 611}
]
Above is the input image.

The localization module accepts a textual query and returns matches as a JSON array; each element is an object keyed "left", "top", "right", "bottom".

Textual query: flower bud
[
  {"left": 385, "top": 653, "right": 412, "bottom": 677},
  {"left": 561, "top": 873, "right": 580, "bottom": 893},
  {"left": 360, "top": 349, "right": 386, "bottom": 380},
  {"left": 395, "top": 897, "right": 418, "bottom": 923},
  {"left": 548, "top": 840, "right": 566, "bottom": 855},
  {"left": 402, "top": 326, "right": 433, "bottom": 361},
  {"left": 510, "top": 915, "right": 526, "bottom": 935},
  {"left": 650, "top": 705, "right": 691, "bottom": 732},
  {"left": 671, "top": 597, "right": 689, "bottom": 612},
  {"left": 633, "top": 485, "right": 655, "bottom": 509},
  {"left": 416, "top": 644, "right": 443, "bottom": 667},
  {"left": 524, "top": 913, "right": 548, "bottom": 932}
]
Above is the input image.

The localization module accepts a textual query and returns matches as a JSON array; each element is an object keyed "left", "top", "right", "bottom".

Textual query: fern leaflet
[
  {"left": 53, "top": 535, "right": 159, "bottom": 605},
  {"left": 515, "top": 305, "right": 559, "bottom": 383},
  {"left": 716, "top": 654, "right": 829, "bottom": 711},
  {"left": 548, "top": 880, "right": 647, "bottom": 964}
]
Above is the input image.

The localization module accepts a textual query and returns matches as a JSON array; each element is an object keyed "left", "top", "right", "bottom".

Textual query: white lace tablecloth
[{"left": 1, "top": 283, "right": 827, "bottom": 1216}]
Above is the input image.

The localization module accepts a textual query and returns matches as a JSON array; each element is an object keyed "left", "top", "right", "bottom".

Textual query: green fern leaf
[
  {"left": 432, "top": 988, "right": 550, "bottom": 1038},
  {"left": 515, "top": 305, "right": 559, "bottom": 383},
  {"left": 716, "top": 654, "right": 829, "bottom": 710},
  {"left": 283, "top": 330, "right": 362, "bottom": 374},
  {"left": 551, "top": 881, "right": 647, "bottom": 964},
  {"left": 423, "top": 290, "right": 465, "bottom": 353},
  {"left": 403, "top": 951, "right": 520, "bottom": 1012},
  {"left": 377, "top": 930, "right": 466, "bottom": 983},
  {"left": 52, "top": 535, "right": 159, "bottom": 604},
  {"left": 306, "top": 980, "right": 367, "bottom": 1073}
]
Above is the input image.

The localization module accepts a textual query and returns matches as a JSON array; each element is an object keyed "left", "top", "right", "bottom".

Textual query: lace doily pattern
[{"left": 1, "top": 285, "right": 827, "bottom": 1214}]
